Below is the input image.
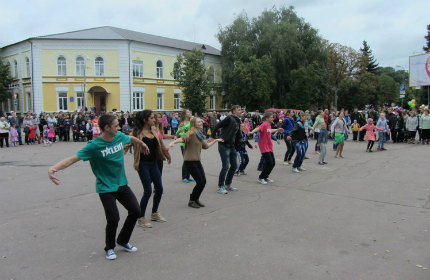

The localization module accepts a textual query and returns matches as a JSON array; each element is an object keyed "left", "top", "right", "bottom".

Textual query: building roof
[{"left": 34, "top": 26, "right": 220, "bottom": 56}]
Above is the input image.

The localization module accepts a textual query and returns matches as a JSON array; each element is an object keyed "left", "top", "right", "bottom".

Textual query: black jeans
[
  {"left": 260, "top": 152, "right": 275, "bottom": 180},
  {"left": 391, "top": 129, "right": 400, "bottom": 143},
  {"left": 284, "top": 138, "right": 295, "bottom": 162},
  {"left": 137, "top": 160, "right": 163, "bottom": 217},
  {"left": 352, "top": 131, "right": 358, "bottom": 141},
  {"left": 314, "top": 132, "right": 320, "bottom": 152},
  {"left": 184, "top": 161, "right": 206, "bottom": 201},
  {"left": 99, "top": 185, "right": 140, "bottom": 251},
  {"left": 359, "top": 130, "right": 366, "bottom": 141},
  {"left": 0, "top": 133, "right": 9, "bottom": 147},
  {"left": 180, "top": 146, "right": 191, "bottom": 180}
]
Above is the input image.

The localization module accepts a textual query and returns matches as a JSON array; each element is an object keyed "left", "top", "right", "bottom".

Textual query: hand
[
  {"left": 287, "top": 136, "right": 292, "bottom": 141},
  {"left": 216, "top": 139, "right": 224, "bottom": 142},
  {"left": 168, "top": 144, "right": 174, "bottom": 151},
  {"left": 254, "top": 144, "right": 258, "bottom": 149},
  {"left": 207, "top": 137, "right": 215, "bottom": 143},
  {"left": 247, "top": 132, "right": 253, "bottom": 136},
  {"left": 48, "top": 167, "right": 60, "bottom": 185},
  {"left": 173, "top": 136, "right": 177, "bottom": 140},
  {"left": 277, "top": 141, "right": 280, "bottom": 145},
  {"left": 167, "top": 158, "right": 172, "bottom": 164},
  {"left": 278, "top": 128, "right": 284, "bottom": 133},
  {"left": 139, "top": 141, "right": 149, "bottom": 155},
  {"left": 250, "top": 147, "right": 254, "bottom": 150}
]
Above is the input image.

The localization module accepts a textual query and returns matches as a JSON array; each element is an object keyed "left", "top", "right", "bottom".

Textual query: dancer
[
  {"left": 376, "top": 113, "right": 390, "bottom": 150},
  {"left": 168, "top": 117, "right": 223, "bottom": 208},
  {"left": 331, "top": 112, "right": 348, "bottom": 158},
  {"left": 360, "top": 118, "right": 384, "bottom": 152},
  {"left": 127, "top": 110, "right": 170, "bottom": 229},
  {"left": 177, "top": 109, "right": 194, "bottom": 183},
  {"left": 316, "top": 122, "right": 328, "bottom": 165},
  {"left": 208, "top": 105, "right": 242, "bottom": 194},
  {"left": 154, "top": 113, "right": 173, "bottom": 174},
  {"left": 282, "top": 110, "right": 296, "bottom": 165},
  {"left": 235, "top": 123, "right": 253, "bottom": 176},
  {"left": 249, "top": 112, "right": 284, "bottom": 184},
  {"left": 287, "top": 113, "right": 308, "bottom": 173},
  {"left": 48, "top": 114, "right": 149, "bottom": 260}
]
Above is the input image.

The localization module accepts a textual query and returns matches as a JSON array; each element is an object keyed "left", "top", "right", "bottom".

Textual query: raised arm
[
  {"left": 48, "top": 155, "right": 81, "bottom": 185},
  {"left": 167, "top": 137, "right": 184, "bottom": 150}
]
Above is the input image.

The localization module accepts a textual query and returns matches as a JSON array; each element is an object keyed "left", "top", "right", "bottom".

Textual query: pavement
[{"left": 0, "top": 138, "right": 429, "bottom": 280}]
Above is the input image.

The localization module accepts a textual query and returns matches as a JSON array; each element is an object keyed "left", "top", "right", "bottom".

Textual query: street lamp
[{"left": 83, "top": 57, "right": 90, "bottom": 111}]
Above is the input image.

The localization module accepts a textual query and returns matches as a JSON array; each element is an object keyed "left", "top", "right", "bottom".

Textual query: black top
[{"left": 140, "top": 136, "right": 158, "bottom": 161}]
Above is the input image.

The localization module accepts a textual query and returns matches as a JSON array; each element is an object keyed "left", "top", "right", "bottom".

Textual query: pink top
[
  {"left": 162, "top": 116, "right": 168, "bottom": 128},
  {"left": 157, "top": 129, "right": 164, "bottom": 140},
  {"left": 258, "top": 122, "right": 273, "bottom": 153},
  {"left": 360, "top": 124, "right": 383, "bottom": 141}
]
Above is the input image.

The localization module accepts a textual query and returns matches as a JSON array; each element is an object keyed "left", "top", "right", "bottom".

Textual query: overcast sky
[{"left": 1, "top": 0, "right": 429, "bottom": 70}]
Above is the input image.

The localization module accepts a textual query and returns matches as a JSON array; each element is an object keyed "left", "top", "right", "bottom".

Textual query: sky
[{"left": 0, "top": 0, "right": 429, "bottom": 70}]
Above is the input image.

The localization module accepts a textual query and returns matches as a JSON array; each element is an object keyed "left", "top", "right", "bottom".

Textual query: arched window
[
  {"left": 25, "top": 57, "right": 30, "bottom": 77},
  {"left": 7, "top": 61, "right": 12, "bottom": 76},
  {"left": 210, "top": 66, "right": 215, "bottom": 82},
  {"left": 133, "top": 60, "right": 143, "bottom": 77},
  {"left": 57, "top": 56, "right": 67, "bottom": 76},
  {"left": 95, "top": 57, "right": 104, "bottom": 76},
  {"left": 156, "top": 60, "right": 163, "bottom": 79},
  {"left": 76, "top": 57, "right": 85, "bottom": 76},
  {"left": 14, "top": 60, "right": 18, "bottom": 78}
]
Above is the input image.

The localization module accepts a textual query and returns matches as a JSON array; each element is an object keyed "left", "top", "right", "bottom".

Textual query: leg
[
  {"left": 293, "top": 142, "right": 303, "bottom": 168},
  {"left": 259, "top": 152, "right": 275, "bottom": 179},
  {"left": 116, "top": 186, "right": 141, "bottom": 246},
  {"left": 241, "top": 151, "right": 250, "bottom": 171},
  {"left": 17, "top": 128, "right": 23, "bottom": 145},
  {"left": 149, "top": 161, "right": 163, "bottom": 214},
  {"left": 186, "top": 161, "right": 206, "bottom": 201},
  {"left": 284, "top": 138, "right": 290, "bottom": 162},
  {"left": 319, "top": 143, "right": 327, "bottom": 162},
  {"left": 181, "top": 146, "right": 190, "bottom": 179},
  {"left": 314, "top": 132, "right": 319, "bottom": 152},
  {"left": 218, "top": 144, "right": 230, "bottom": 187},
  {"left": 288, "top": 140, "right": 295, "bottom": 161},
  {"left": 339, "top": 141, "right": 344, "bottom": 156},
  {"left": 137, "top": 162, "right": 153, "bottom": 218},
  {"left": 236, "top": 151, "right": 244, "bottom": 173},
  {"left": 99, "top": 191, "right": 120, "bottom": 251},
  {"left": 225, "top": 147, "right": 238, "bottom": 186}
]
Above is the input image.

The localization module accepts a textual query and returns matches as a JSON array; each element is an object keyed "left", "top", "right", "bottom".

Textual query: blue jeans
[
  {"left": 378, "top": 131, "right": 386, "bottom": 149},
  {"left": 293, "top": 141, "right": 308, "bottom": 168},
  {"left": 17, "top": 127, "right": 23, "bottom": 144},
  {"left": 137, "top": 160, "right": 163, "bottom": 217},
  {"left": 218, "top": 144, "right": 238, "bottom": 187}
]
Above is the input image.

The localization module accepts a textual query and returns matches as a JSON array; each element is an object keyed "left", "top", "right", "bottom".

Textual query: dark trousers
[
  {"left": 63, "top": 130, "right": 70, "bottom": 142},
  {"left": 0, "top": 133, "right": 9, "bottom": 147},
  {"left": 180, "top": 146, "right": 191, "bottom": 179},
  {"left": 284, "top": 138, "right": 295, "bottom": 162},
  {"left": 314, "top": 132, "right": 320, "bottom": 152},
  {"left": 137, "top": 160, "right": 163, "bottom": 217},
  {"left": 353, "top": 131, "right": 358, "bottom": 141},
  {"left": 171, "top": 127, "right": 177, "bottom": 136},
  {"left": 359, "top": 130, "right": 366, "bottom": 141},
  {"left": 99, "top": 185, "right": 140, "bottom": 251},
  {"left": 258, "top": 155, "right": 265, "bottom": 170},
  {"left": 73, "top": 132, "right": 79, "bottom": 141},
  {"left": 218, "top": 144, "right": 238, "bottom": 187},
  {"left": 391, "top": 129, "right": 401, "bottom": 143},
  {"left": 184, "top": 161, "right": 206, "bottom": 201},
  {"left": 17, "top": 128, "right": 23, "bottom": 144},
  {"left": 237, "top": 150, "right": 249, "bottom": 172},
  {"left": 259, "top": 152, "right": 275, "bottom": 179}
]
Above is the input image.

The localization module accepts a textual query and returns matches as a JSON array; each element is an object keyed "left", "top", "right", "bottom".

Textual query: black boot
[
  {"left": 195, "top": 199, "right": 205, "bottom": 207},
  {"left": 188, "top": 195, "right": 200, "bottom": 208}
]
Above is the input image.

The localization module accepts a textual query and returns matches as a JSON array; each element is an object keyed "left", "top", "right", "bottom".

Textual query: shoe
[
  {"left": 151, "top": 212, "right": 166, "bottom": 222},
  {"left": 322, "top": 161, "right": 328, "bottom": 164},
  {"left": 366, "top": 149, "right": 369, "bottom": 152},
  {"left": 182, "top": 179, "right": 189, "bottom": 183},
  {"left": 382, "top": 148, "right": 386, "bottom": 150},
  {"left": 137, "top": 217, "right": 153, "bottom": 228},
  {"left": 257, "top": 168, "right": 263, "bottom": 171},
  {"left": 292, "top": 168, "right": 300, "bottom": 173},
  {"left": 283, "top": 161, "right": 289, "bottom": 165},
  {"left": 339, "top": 155, "right": 344, "bottom": 158},
  {"left": 217, "top": 186, "right": 228, "bottom": 194},
  {"left": 188, "top": 200, "right": 200, "bottom": 208},
  {"left": 318, "top": 162, "right": 324, "bottom": 165},
  {"left": 298, "top": 167, "right": 306, "bottom": 171},
  {"left": 241, "top": 171, "right": 247, "bottom": 175},
  {"left": 226, "top": 185, "right": 238, "bottom": 192},
  {"left": 257, "top": 178, "right": 267, "bottom": 185},
  {"left": 265, "top": 178, "right": 274, "bottom": 183},
  {"left": 304, "top": 156, "right": 309, "bottom": 159},
  {"left": 117, "top": 242, "right": 137, "bottom": 252},
  {"left": 189, "top": 178, "right": 195, "bottom": 182},
  {"left": 234, "top": 172, "right": 240, "bottom": 176},
  {"left": 105, "top": 249, "right": 117, "bottom": 260},
  {"left": 195, "top": 200, "right": 205, "bottom": 207},
  {"left": 377, "top": 148, "right": 382, "bottom": 151},
  {"left": 335, "top": 155, "right": 339, "bottom": 158},
  {"left": 369, "top": 149, "right": 373, "bottom": 152}
]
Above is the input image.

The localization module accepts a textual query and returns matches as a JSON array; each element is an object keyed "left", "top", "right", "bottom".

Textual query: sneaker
[
  {"left": 241, "top": 171, "right": 247, "bottom": 175},
  {"left": 217, "top": 186, "right": 228, "bottom": 194},
  {"left": 322, "top": 161, "right": 328, "bottom": 164},
  {"left": 189, "top": 178, "right": 195, "bottom": 182},
  {"left": 105, "top": 249, "right": 117, "bottom": 260},
  {"left": 137, "top": 217, "right": 153, "bottom": 228},
  {"left": 117, "top": 242, "right": 137, "bottom": 252},
  {"left": 257, "top": 168, "right": 263, "bottom": 171},
  {"left": 226, "top": 185, "right": 238, "bottom": 192},
  {"left": 288, "top": 161, "right": 293, "bottom": 164},
  {"left": 318, "top": 162, "right": 324, "bottom": 165},
  {"left": 234, "top": 172, "right": 240, "bottom": 176},
  {"left": 292, "top": 168, "right": 300, "bottom": 173},
  {"left": 151, "top": 212, "right": 166, "bottom": 222},
  {"left": 316, "top": 151, "right": 321, "bottom": 154},
  {"left": 182, "top": 179, "right": 189, "bottom": 183},
  {"left": 257, "top": 178, "right": 267, "bottom": 185},
  {"left": 304, "top": 156, "right": 309, "bottom": 159},
  {"left": 265, "top": 178, "right": 274, "bottom": 183},
  {"left": 283, "top": 161, "right": 289, "bottom": 165},
  {"left": 298, "top": 167, "right": 306, "bottom": 171}
]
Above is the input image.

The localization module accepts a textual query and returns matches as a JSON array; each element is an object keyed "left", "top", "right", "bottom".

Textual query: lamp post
[
  {"left": 83, "top": 57, "right": 90, "bottom": 111},
  {"left": 395, "top": 65, "right": 406, "bottom": 107}
]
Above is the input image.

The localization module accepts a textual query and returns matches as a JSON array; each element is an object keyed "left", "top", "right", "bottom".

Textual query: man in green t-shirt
[{"left": 48, "top": 114, "right": 149, "bottom": 260}]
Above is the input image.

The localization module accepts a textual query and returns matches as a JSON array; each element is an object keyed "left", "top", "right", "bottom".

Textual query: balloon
[
  {"left": 408, "top": 101, "right": 412, "bottom": 106},
  {"left": 411, "top": 104, "right": 416, "bottom": 108}
]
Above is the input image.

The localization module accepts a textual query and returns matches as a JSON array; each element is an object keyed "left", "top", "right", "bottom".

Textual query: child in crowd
[
  {"left": 288, "top": 113, "right": 309, "bottom": 173},
  {"left": 86, "top": 120, "right": 93, "bottom": 141},
  {"left": 351, "top": 120, "right": 360, "bottom": 141},
  {"left": 244, "top": 118, "right": 251, "bottom": 138},
  {"left": 235, "top": 124, "right": 253, "bottom": 176},
  {"left": 376, "top": 113, "right": 390, "bottom": 150},
  {"left": 48, "top": 125, "right": 56, "bottom": 143},
  {"left": 9, "top": 123, "right": 19, "bottom": 147},
  {"left": 317, "top": 122, "right": 328, "bottom": 165},
  {"left": 92, "top": 123, "right": 101, "bottom": 139},
  {"left": 43, "top": 125, "right": 51, "bottom": 146},
  {"left": 28, "top": 123, "right": 37, "bottom": 144},
  {"left": 360, "top": 118, "right": 384, "bottom": 152},
  {"left": 170, "top": 116, "right": 178, "bottom": 136}
]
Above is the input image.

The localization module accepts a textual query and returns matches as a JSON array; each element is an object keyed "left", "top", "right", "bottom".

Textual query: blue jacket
[
  {"left": 282, "top": 118, "right": 295, "bottom": 135},
  {"left": 317, "top": 129, "right": 328, "bottom": 144}
]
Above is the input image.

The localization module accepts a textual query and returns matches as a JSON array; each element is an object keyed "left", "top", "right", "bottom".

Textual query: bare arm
[
  {"left": 167, "top": 138, "right": 184, "bottom": 150},
  {"left": 249, "top": 127, "right": 260, "bottom": 135},
  {"left": 206, "top": 138, "right": 224, "bottom": 147},
  {"left": 48, "top": 155, "right": 81, "bottom": 185},
  {"left": 129, "top": 135, "right": 149, "bottom": 154}
]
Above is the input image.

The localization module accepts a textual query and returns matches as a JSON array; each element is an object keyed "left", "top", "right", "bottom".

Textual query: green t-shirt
[
  {"left": 178, "top": 121, "right": 190, "bottom": 146},
  {"left": 76, "top": 131, "right": 131, "bottom": 193}
]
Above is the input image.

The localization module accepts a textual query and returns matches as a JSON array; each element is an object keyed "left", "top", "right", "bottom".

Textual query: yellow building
[{"left": 0, "top": 26, "right": 223, "bottom": 115}]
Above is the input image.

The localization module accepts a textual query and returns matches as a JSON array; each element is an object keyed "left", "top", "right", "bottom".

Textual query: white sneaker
[
  {"left": 292, "top": 168, "right": 300, "bottom": 173},
  {"left": 217, "top": 186, "right": 228, "bottom": 194},
  {"left": 226, "top": 185, "right": 238, "bottom": 192},
  {"left": 257, "top": 178, "right": 267, "bottom": 185},
  {"left": 298, "top": 167, "right": 306, "bottom": 171},
  {"left": 283, "top": 161, "right": 289, "bottom": 165},
  {"left": 265, "top": 178, "right": 274, "bottom": 183}
]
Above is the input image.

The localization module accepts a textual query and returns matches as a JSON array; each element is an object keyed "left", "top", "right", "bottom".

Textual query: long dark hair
[{"left": 132, "top": 110, "right": 153, "bottom": 137}]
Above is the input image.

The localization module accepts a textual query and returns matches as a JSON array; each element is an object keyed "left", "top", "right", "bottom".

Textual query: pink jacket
[{"left": 360, "top": 124, "right": 383, "bottom": 141}]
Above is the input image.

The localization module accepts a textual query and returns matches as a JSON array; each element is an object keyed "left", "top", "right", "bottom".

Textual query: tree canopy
[
  {"left": 360, "top": 40, "right": 379, "bottom": 73},
  {"left": 423, "top": 24, "right": 430, "bottom": 52},
  {"left": 0, "top": 57, "right": 13, "bottom": 103}
]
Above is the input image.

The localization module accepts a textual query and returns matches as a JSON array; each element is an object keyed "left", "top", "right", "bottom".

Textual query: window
[
  {"left": 157, "top": 93, "right": 163, "bottom": 110},
  {"left": 210, "top": 94, "right": 215, "bottom": 110},
  {"left": 57, "top": 56, "right": 67, "bottom": 76},
  {"left": 133, "top": 91, "right": 144, "bottom": 111},
  {"left": 26, "top": 91, "right": 32, "bottom": 111},
  {"left": 210, "top": 66, "right": 215, "bottom": 82},
  {"left": 174, "top": 93, "right": 180, "bottom": 110},
  {"left": 156, "top": 60, "right": 163, "bottom": 79},
  {"left": 76, "top": 92, "right": 85, "bottom": 110},
  {"left": 14, "top": 60, "right": 18, "bottom": 78},
  {"left": 25, "top": 57, "right": 30, "bottom": 77},
  {"left": 58, "top": 92, "right": 68, "bottom": 110},
  {"left": 76, "top": 57, "right": 85, "bottom": 76},
  {"left": 14, "top": 92, "right": 20, "bottom": 111},
  {"left": 95, "top": 57, "right": 104, "bottom": 76},
  {"left": 7, "top": 62, "right": 12, "bottom": 76},
  {"left": 133, "top": 60, "right": 143, "bottom": 77}
]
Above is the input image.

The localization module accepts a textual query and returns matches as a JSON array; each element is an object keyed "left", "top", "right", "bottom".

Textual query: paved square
[{"left": 1, "top": 139, "right": 429, "bottom": 279}]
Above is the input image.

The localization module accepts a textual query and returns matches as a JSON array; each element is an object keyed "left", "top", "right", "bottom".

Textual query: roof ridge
[
  {"left": 106, "top": 26, "right": 127, "bottom": 40},
  {"left": 36, "top": 26, "right": 111, "bottom": 39}
]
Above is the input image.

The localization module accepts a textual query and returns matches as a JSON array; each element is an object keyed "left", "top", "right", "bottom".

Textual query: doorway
[{"left": 94, "top": 92, "right": 107, "bottom": 115}]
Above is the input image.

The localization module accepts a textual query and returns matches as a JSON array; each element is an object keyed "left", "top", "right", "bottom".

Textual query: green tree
[
  {"left": 0, "top": 57, "right": 13, "bottom": 103},
  {"left": 423, "top": 24, "right": 430, "bottom": 52},
  {"left": 228, "top": 55, "right": 275, "bottom": 111},
  {"left": 378, "top": 74, "right": 398, "bottom": 106},
  {"left": 360, "top": 40, "right": 379, "bottom": 73},
  {"left": 172, "top": 49, "right": 213, "bottom": 116}
]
